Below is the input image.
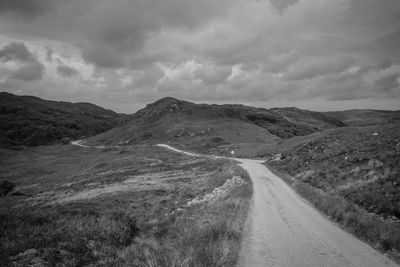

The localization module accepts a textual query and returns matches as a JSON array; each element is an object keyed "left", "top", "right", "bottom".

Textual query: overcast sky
[{"left": 0, "top": 0, "right": 399, "bottom": 113}]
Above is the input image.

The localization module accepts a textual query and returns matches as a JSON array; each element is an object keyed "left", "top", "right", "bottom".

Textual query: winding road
[{"left": 157, "top": 144, "right": 399, "bottom": 267}]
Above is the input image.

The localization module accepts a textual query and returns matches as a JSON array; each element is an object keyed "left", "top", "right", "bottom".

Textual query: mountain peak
[
  {"left": 152, "top": 96, "right": 182, "bottom": 105},
  {"left": 133, "top": 97, "right": 193, "bottom": 121}
]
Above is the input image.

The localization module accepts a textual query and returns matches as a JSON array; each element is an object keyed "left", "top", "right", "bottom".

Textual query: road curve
[{"left": 157, "top": 144, "right": 398, "bottom": 267}]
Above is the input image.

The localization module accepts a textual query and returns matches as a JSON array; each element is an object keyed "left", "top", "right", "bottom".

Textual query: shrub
[{"left": 0, "top": 180, "right": 15, "bottom": 196}]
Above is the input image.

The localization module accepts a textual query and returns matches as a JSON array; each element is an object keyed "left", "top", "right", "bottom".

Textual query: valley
[
  {"left": 0, "top": 143, "right": 252, "bottom": 266},
  {"left": 1, "top": 93, "right": 399, "bottom": 266},
  {"left": 1, "top": 0, "right": 399, "bottom": 266}
]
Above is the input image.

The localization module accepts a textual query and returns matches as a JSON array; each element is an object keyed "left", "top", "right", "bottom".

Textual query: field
[
  {"left": 261, "top": 124, "right": 400, "bottom": 261},
  {"left": 0, "top": 144, "right": 252, "bottom": 266}
]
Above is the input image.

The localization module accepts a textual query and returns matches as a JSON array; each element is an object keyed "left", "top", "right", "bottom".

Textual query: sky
[{"left": 0, "top": 0, "right": 399, "bottom": 113}]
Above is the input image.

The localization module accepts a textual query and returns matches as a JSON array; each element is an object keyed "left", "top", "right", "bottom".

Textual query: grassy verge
[
  {"left": 267, "top": 165, "right": 400, "bottom": 263},
  {"left": 115, "top": 164, "right": 252, "bottom": 266}
]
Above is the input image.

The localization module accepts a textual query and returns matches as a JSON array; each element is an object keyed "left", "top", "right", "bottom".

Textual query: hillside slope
[
  {"left": 258, "top": 123, "right": 400, "bottom": 260},
  {"left": 272, "top": 107, "right": 346, "bottom": 130},
  {"left": 261, "top": 124, "right": 400, "bottom": 220},
  {"left": 325, "top": 109, "right": 400, "bottom": 126},
  {"left": 87, "top": 97, "right": 345, "bottom": 150},
  {"left": 0, "top": 92, "right": 129, "bottom": 146}
]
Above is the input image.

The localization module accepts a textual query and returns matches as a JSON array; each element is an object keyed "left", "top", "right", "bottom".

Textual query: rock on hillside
[{"left": 0, "top": 92, "right": 129, "bottom": 146}]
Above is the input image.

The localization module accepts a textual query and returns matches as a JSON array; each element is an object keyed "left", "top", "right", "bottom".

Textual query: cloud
[
  {"left": 270, "top": 0, "right": 299, "bottom": 13},
  {"left": 374, "top": 73, "right": 400, "bottom": 93},
  {"left": 368, "top": 30, "right": 400, "bottom": 63},
  {"left": 0, "top": 0, "right": 399, "bottom": 112},
  {"left": 0, "top": 0, "right": 49, "bottom": 19},
  {"left": 264, "top": 50, "right": 299, "bottom": 73},
  {"left": 193, "top": 64, "right": 231, "bottom": 85},
  {"left": 283, "top": 57, "right": 355, "bottom": 81},
  {"left": 357, "top": 61, "right": 393, "bottom": 74},
  {"left": 0, "top": 42, "right": 35, "bottom": 62},
  {"left": 45, "top": 46, "right": 53, "bottom": 61},
  {"left": 57, "top": 64, "right": 79, "bottom": 78},
  {"left": 11, "top": 62, "right": 44, "bottom": 81},
  {"left": 316, "top": 72, "right": 365, "bottom": 101},
  {"left": 0, "top": 42, "right": 45, "bottom": 81}
]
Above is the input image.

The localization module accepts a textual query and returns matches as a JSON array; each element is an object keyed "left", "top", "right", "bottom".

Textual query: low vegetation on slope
[
  {"left": 325, "top": 109, "right": 400, "bottom": 126},
  {"left": 88, "top": 97, "right": 345, "bottom": 152},
  {"left": 0, "top": 144, "right": 251, "bottom": 266},
  {"left": 0, "top": 92, "right": 128, "bottom": 147},
  {"left": 262, "top": 124, "right": 400, "bottom": 258}
]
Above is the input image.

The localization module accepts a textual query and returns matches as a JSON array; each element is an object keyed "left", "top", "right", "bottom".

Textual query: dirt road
[
  {"left": 236, "top": 159, "right": 398, "bottom": 267},
  {"left": 157, "top": 145, "right": 398, "bottom": 267}
]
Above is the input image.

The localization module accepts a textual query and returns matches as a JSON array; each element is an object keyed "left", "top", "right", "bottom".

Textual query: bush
[{"left": 0, "top": 180, "right": 15, "bottom": 196}]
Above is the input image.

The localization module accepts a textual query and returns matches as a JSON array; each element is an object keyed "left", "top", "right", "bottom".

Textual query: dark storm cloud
[
  {"left": 0, "top": 42, "right": 35, "bottom": 62},
  {"left": 0, "top": 0, "right": 233, "bottom": 69},
  {"left": 11, "top": 61, "right": 44, "bottom": 81},
  {"left": 269, "top": 0, "right": 299, "bottom": 12},
  {"left": 57, "top": 64, "right": 79, "bottom": 78},
  {"left": 77, "top": 0, "right": 233, "bottom": 68},
  {"left": 81, "top": 44, "right": 128, "bottom": 69},
  {"left": 0, "top": 0, "right": 48, "bottom": 18},
  {"left": 0, "top": 42, "right": 45, "bottom": 81},
  {"left": 374, "top": 73, "right": 400, "bottom": 93}
]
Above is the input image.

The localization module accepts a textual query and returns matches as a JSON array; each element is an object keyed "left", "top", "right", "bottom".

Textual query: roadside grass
[
  {"left": 116, "top": 164, "right": 252, "bottom": 266},
  {"left": 295, "top": 182, "right": 400, "bottom": 251},
  {"left": 260, "top": 124, "right": 400, "bottom": 220},
  {"left": 268, "top": 165, "right": 400, "bottom": 262},
  {"left": 0, "top": 144, "right": 252, "bottom": 266}
]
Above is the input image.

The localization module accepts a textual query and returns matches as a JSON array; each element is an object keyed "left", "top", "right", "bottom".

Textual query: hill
[
  {"left": 0, "top": 92, "right": 129, "bottom": 146},
  {"left": 272, "top": 107, "right": 346, "bottom": 130},
  {"left": 87, "top": 97, "right": 345, "bottom": 151},
  {"left": 325, "top": 109, "right": 400, "bottom": 126},
  {"left": 260, "top": 124, "right": 400, "bottom": 220}
]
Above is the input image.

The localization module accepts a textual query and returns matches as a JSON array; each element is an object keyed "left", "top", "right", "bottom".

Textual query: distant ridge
[
  {"left": 325, "top": 109, "right": 400, "bottom": 126},
  {"left": 4, "top": 93, "right": 397, "bottom": 149},
  {"left": 87, "top": 96, "right": 346, "bottom": 149}
]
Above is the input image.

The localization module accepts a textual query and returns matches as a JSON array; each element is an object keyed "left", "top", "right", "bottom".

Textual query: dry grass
[
  {"left": 113, "top": 164, "right": 252, "bottom": 267},
  {"left": 0, "top": 144, "right": 252, "bottom": 266},
  {"left": 294, "top": 182, "right": 400, "bottom": 251},
  {"left": 0, "top": 206, "right": 138, "bottom": 266}
]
